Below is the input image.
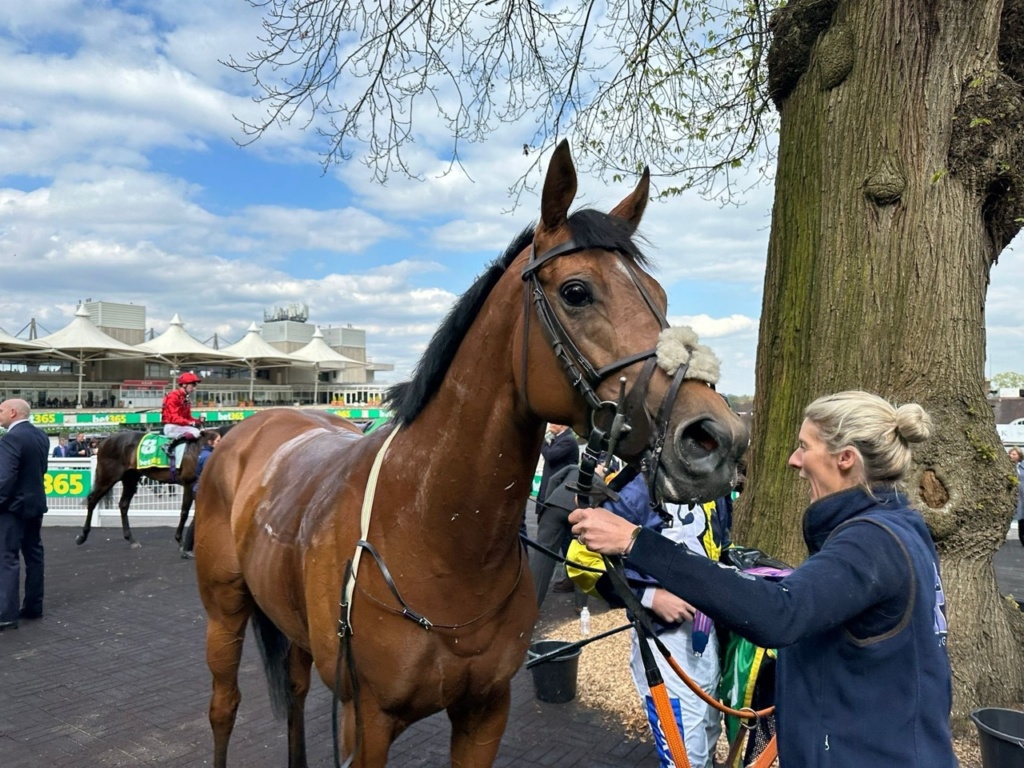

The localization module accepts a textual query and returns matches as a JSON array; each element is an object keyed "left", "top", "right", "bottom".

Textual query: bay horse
[
  {"left": 75, "top": 426, "right": 231, "bottom": 548},
  {"left": 195, "top": 140, "right": 750, "bottom": 768}
]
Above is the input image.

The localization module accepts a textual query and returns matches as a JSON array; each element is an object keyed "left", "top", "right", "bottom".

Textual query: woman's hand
[
  {"left": 568, "top": 507, "right": 637, "bottom": 555},
  {"left": 651, "top": 589, "right": 696, "bottom": 624}
]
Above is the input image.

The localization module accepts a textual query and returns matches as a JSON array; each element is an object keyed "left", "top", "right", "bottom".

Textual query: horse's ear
[
  {"left": 608, "top": 166, "right": 650, "bottom": 234},
  {"left": 539, "top": 140, "right": 577, "bottom": 233}
]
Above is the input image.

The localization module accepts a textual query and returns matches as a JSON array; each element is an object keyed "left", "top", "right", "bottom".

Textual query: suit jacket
[
  {"left": 52, "top": 445, "right": 67, "bottom": 458},
  {"left": 537, "top": 429, "right": 579, "bottom": 511},
  {"left": 0, "top": 421, "right": 51, "bottom": 518},
  {"left": 67, "top": 438, "right": 92, "bottom": 457}
]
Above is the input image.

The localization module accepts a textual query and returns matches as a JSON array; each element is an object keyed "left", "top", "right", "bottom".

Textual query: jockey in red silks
[{"left": 162, "top": 372, "right": 203, "bottom": 451}]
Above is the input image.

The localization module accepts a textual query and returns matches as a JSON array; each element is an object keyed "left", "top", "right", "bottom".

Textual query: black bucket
[
  {"left": 526, "top": 640, "right": 581, "bottom": 704},
  {"left": 971, "top": 708, "right": 1024, "bottom": 768}
]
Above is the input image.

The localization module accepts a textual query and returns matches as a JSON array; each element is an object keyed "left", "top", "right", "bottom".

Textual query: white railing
[{"left": 43, "top": 457, "right": 189, "bottom": 527}]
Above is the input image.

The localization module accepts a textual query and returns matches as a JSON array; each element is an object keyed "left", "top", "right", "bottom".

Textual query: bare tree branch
[{"left": 226, "top": 0, "right": 780, "bottom": 202}]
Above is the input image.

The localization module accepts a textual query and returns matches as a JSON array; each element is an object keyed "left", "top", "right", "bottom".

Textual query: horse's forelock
[
  {"left": 566, "top": 208, "right": 651, "bottom": 269},
  {"left": 386, "top": 211, "right": 651, "bottom": 426}
]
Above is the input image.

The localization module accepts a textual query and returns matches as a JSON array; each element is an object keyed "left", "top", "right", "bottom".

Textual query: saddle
[{"left": 137, "top": 434, "right": 190, "bottom": 470}]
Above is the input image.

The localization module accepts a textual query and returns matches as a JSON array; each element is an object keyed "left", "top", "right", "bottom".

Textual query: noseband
[{"left": 520, "top": 238, "right": 692, "bottom": 489}]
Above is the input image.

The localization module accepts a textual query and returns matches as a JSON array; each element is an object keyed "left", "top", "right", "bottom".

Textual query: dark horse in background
[
  {"left": 75, "top": 425, "right": 232, "bottom": 548},
  {"left": 195, "top": 140, "right": 749, "bottom": 767}
]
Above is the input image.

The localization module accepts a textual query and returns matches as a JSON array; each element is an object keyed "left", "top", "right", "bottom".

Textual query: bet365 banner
[{"left": 44, "top": 470, "right": 91, "bottom": 498}]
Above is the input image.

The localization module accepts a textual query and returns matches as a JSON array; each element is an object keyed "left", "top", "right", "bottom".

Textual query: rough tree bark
[{"left": 735, "top": 0, "right": 1024, "bottom": 728}]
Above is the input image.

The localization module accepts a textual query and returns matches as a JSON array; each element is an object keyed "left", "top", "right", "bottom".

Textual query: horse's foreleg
[
  {"left": 341, "top": 695, "right": 404, "bottom": 768},
  {"left": 203, "top": 585, "right": 252, "bottom": 768},
  {"left": 118, "top": 474, "right": 141, "bottom": 548},
  {"left": 286, "top": 645, "right": 313, "bottom": 768},
  {"left": 448, "top": 690, "right": 511, "bottom": 768},
  {"left": 77, "top": 478, "right": 117, "bottom": 545},
  {"left": 175, "top": 485, "right": 195, "bottom": 544}
]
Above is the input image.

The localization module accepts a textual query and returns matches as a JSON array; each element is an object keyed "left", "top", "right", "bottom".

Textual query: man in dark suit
[
  {"left": 536, "top": 424, "right": 579, "bottom": 511},
  {"left": 530, "top": 424, "right": 580, "bottom": 602},
  {"left": 0, "top": 398, "right": 50, "bottom": 630},
  {"left": 67, "top": 432, "right": 91, "bottom": 457},
  {"left": 52, "top": 436, "right": 69, "bottom": 458}
]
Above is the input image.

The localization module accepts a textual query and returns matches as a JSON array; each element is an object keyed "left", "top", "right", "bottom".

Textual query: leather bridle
[
  {"left": 520, "top": 237, "right": 692, "bottom": 490},
  {"left": 522, "top": 236, "right": 711, "bottom": 768}
]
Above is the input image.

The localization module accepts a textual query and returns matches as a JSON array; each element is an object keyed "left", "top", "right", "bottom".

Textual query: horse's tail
[{"left": 250, "top": 605, "right": 293, "bottom": 720}]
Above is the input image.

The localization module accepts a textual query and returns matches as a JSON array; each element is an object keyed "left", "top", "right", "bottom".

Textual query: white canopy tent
[
  {"left": 288, "top": 327, "right": 366, "bottom": 403},
  {"left": 0, "top": 327, "right": 48, "bottom": 357},
  {"left": 218, "top": 323, "right": 296, "bottom": 401},
  {"left": 134, "top": 314, "right": 241, "bottom": 368},
  {"left": 34, "top": 305, "right": 149, "bottom": 405}
]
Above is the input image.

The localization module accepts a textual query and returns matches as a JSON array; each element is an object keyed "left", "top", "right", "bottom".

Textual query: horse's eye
[{"left": 559, "top": 280, "right": 593, "bottom": 307}]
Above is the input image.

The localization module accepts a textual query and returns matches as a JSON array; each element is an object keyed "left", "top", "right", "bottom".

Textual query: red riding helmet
[{"left": 177, "top": 372, "right": 201, "bottom": 386}]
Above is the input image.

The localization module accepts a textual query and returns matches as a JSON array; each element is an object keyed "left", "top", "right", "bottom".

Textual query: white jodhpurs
[{"left": 163, "top": 424, "right": 200, "bottom": 440}]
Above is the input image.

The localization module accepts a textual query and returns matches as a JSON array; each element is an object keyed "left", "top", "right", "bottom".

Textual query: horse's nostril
[{"left": 680, "top": 420, "right": 720, "bottom": 456}]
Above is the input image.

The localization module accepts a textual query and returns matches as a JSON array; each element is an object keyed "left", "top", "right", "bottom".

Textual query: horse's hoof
[
  {"left": 174, "top": 533, "right": 182, "bottom": 544},
  {"left": 75, "top": 534, "right": 87, "bottom": 546},
  {"left": 130, "top": 541, "right": 142, "bottom": 550}
]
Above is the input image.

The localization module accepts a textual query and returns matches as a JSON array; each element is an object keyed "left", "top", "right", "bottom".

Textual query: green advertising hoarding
[
  {"left": 28, "top": 408, "right": 391, "bottom": 501},
  {"left": 44, "top": 469, "right": 92, "bottom": 498},
  {"left": 30, "top": 407, "right": 390, "bottom": 428}
]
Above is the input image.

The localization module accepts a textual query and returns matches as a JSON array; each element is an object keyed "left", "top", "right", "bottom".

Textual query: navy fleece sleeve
[{"left": 626, "top": 520, "right": 911, "bottom": 648}]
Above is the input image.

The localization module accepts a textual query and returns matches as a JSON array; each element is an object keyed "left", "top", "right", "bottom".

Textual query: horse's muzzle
[{"left": 656, "top": 416, "right": 749, "bottom": 504}]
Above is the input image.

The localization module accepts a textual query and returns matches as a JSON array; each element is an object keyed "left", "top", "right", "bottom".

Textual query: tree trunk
[{"left": 736, "top": 0, "right": 1024, "bottom": 727}]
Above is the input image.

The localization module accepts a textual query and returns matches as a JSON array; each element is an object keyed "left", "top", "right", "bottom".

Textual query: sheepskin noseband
[{"left": 656, "top": 327, "right": 721, "bottom": 385}]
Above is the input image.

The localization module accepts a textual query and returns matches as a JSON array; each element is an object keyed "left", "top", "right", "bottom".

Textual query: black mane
[{"left": 385, "top": 209, "right": 650, "bottom": 425}]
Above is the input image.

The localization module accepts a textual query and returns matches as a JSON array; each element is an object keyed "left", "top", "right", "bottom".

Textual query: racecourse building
[{"left": 0, "top": 301, "right": 394, "bottom": 410}]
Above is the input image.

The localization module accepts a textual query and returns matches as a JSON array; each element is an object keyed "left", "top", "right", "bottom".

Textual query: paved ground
[
  {"left": 0, "top": 524, "right": 657, "bottom": 768},
  {"left": 2, "top": 526, "right": 1022, "bottom": 768}
]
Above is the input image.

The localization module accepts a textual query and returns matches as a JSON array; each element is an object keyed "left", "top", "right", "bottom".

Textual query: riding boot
[{"left": 164, "top": 437, "right": 184, "bottom": 458}]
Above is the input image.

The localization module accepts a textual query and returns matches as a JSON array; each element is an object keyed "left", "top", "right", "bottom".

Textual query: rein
[
  {"left": 330, "top": 235, "right": 718, "bottom": 766},
  {"left": 521, "top": 238, "right": 691, "bottom": 498},
  {"left": 520, "top": 238, "right": 769, "bottom": 765},
  {"left": 522, "top": 237, "right": 701, "bottom": 768}
]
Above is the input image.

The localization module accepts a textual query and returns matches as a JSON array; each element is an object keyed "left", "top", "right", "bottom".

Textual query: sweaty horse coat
[{"left": 195, "top": 140, "right": 749, "bottom": 768}]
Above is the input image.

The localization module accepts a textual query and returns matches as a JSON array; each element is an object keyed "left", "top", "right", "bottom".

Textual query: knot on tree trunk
[
  {"left": 920, "top": 469, "right": 950, "bottom": 509},
  {"left": 917, "top": 469, "right": 959, "bottom": 540},
  {"left": 767, "top": 0, "right": 841, "bottom": 108},
  {"left": 863, "top": 157, "right": 906, "bottom": 206},
  {"left": 949, "top": 71, "right": 1024, "bottom": 252},
  {"left": 817, "top": 23, "right": 854, "bottom": 91}
]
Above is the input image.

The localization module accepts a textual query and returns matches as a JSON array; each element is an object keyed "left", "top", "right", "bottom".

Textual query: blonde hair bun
[
  {"left": 804, "top": 390, "right": 931, "bottom": 486},
  {"left": 894, "top": 403, "right": 933, "bottom": 444}
]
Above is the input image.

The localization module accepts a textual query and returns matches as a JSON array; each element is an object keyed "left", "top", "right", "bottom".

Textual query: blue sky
[{"left": 2, "top": 2, "right": 1021, "bottom": 396}]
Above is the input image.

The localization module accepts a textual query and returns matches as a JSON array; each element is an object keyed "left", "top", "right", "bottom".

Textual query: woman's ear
[{"left": 836, "top": 447, "right": 859, "bottom": 472}]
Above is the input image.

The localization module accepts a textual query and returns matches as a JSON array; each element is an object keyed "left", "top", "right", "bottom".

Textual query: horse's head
[{"left": 517, "top": 140, "right": 749, "bottom": 504}]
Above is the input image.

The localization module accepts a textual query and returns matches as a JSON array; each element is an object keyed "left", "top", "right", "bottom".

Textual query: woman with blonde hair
[{"left": 570, "top": 391, "right": 957, "bottom": 768}]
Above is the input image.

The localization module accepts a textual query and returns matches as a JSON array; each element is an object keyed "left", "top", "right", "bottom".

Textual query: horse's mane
[{"left": 386, "top": 209, "right": 651, "bottom": 425}]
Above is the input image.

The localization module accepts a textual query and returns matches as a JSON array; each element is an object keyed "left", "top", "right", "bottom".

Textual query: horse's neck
[{"left": 393, "top": 312, "right": 543, "bottom": 560}]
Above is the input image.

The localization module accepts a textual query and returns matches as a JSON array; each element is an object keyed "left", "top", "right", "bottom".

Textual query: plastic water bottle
[{"left": 579, "top": 606, "right": 591, "bottom": 636}]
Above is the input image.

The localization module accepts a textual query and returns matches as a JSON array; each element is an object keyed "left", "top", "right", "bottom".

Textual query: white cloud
[{"left": 5, "top": 1, "right": 1023, "bottom": 402}]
